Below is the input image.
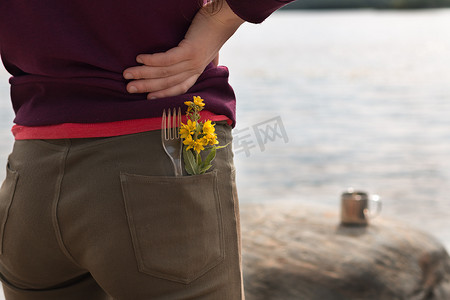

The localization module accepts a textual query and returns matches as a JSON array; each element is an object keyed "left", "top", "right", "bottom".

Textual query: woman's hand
[{"left": 123, "top": 1, "right": 244, "bottom": 100}]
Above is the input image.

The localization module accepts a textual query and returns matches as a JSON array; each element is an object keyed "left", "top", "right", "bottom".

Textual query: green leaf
[
  {"left": 203, "top": 147, "right": 216, "bottom": 167},
  {"left": 196, "top": 121, "right": 202, "bottom": 132},
  {"left": 196, "top": 151, "right": 202, "bottom": 165},
  {"left": 214, "top": 142, "right": 231, "bottom": 150},
  {"left": 183, "top": 147, "right": 197, "bottom": 175},
  {"left": 199, "top": 164, "right": 213, "bottom": 174}
]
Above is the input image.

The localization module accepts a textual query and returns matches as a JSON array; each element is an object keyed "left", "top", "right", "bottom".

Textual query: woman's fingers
[
  {"left": 126, "top": 70, "right": 200, "bottom": 96},
  {"left": 123, "top": 43, "right": 205, "bottom": 96},
  {"left": 124, "top": 61, "right": 191, "bottom": 81},
  {"left": 136, "top": 46, "right": 195, "bottom": 67},
  {"left": 145, "top": 75, "right": 200, "bottom": 99}
]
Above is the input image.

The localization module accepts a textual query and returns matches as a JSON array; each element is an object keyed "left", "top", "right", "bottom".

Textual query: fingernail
[
  {"left": 150, "top": 96, "right": 157, "bottom": 100},
  {"left": 136, "top": 56, "right": 143, "bottom": 64},
  {"left": 124, "top": 73, "right": 133, "bottom": 80},
  {"left": 128, "top": 86, "right": 138, "bottom": 93}
]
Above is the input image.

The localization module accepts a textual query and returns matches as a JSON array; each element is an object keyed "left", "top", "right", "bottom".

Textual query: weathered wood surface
[{"left": 240, "top": 202, "right": 450, "bottom": 300}]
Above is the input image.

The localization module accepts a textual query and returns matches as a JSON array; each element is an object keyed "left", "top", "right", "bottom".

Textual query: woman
[{"left": 0, "top": 0, "right": 293, "bottom": 299}]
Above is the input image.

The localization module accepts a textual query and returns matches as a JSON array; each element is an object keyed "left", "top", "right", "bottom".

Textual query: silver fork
[{"left": 161, "top": 107, "right": 183, "bottom": 176}]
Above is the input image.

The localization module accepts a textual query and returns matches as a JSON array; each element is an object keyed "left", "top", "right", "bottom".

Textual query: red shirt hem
[{"left": 12, "top": 111, "right": 231, "bottom": 140}]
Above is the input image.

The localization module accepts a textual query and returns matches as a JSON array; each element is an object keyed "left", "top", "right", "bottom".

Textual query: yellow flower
[
  {"left": 184, "top": 135, "right": 206, "bottom": 153},
  {"left": 202, "top": 120, "right": 215, "bottom": 135},
  {"left": 179, "top": 120, "right": 196, "bottom": 139},
  {"left": 193, "top": 96, "right": 205, "bottom": 107},
  {"left": 193, "top": 139, "right": 206, "bottom": 154},
  {"left": 183, "top": 134, "right": 195, "bottom": 149},
  {"left": 184, "top": 101, "right": 193, "bottom": 112},
  {"left": 203, "top": 133, "right": 219, "bottom": 146},
  {"left": 180, "top": 95, "right": 230, "bottom": 175}
]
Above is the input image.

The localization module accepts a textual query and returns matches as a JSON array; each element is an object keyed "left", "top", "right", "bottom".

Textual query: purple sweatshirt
[{"left": 0, "top": 0, "right": 293, "bottom": 127}]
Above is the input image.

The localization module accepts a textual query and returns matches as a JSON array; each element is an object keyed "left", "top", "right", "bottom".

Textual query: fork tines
[
  {"left": 162, "top": 107, "right": 182, "bottom": 140},
  {"left": 161, "top": 107, "right": 183, "bottom": 176}
]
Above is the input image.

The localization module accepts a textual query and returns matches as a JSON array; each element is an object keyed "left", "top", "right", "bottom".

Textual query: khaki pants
[{"left": 0, "top": 123, "right": 243, "bottom": 299}]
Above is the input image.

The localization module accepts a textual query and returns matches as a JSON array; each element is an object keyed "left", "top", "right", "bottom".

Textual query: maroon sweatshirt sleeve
[{"left": 225, "top": 0, "right": 295, "bottom": 23}]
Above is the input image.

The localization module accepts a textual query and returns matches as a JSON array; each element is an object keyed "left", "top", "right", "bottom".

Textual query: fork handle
[{"left": 173, "top": 158, "right": 183, "bottom": 176}]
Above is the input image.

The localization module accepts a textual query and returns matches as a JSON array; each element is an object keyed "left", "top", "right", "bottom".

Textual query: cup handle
[{"left": 365, "top": 194, "right": 382, "bottom": 219}]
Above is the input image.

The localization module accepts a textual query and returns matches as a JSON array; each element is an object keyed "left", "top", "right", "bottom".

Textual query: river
[{"left": 220, "top": 9, "right": 450, "bottom": 250}]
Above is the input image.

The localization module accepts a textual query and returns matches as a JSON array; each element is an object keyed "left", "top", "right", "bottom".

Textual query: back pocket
[
  {"left": 0, "top": 163, "right": 19, "bottom": 255},
  {"left": 120, "top": 171, "right": 224, "bottom": 284}
]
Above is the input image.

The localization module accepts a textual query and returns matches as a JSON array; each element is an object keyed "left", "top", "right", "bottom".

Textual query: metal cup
[{"left": 340, "top": 188, "right": 381, "bottom": 226}]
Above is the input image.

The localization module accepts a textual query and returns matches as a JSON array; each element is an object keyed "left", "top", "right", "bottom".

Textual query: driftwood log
[{"left": 240, "top": 202, "right": 450, "bottom": 300}]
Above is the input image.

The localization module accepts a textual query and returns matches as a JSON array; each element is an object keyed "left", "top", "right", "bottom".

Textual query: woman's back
[{"left": 0, "top": 0, "right": 235, "bottom": 126}]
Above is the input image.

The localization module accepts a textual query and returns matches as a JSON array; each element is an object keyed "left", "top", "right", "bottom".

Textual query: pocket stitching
[
  {"left": 120, "top": 171, "right": 225, "bottom": 284},
  {"left": 0, "top": 165, "right": 19, "bottom": 255}
]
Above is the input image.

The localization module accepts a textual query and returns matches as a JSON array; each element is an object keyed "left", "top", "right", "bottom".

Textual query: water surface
[{"left": 0, "top": 12, "right": 449, "bottom": 296}]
